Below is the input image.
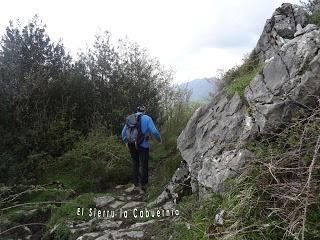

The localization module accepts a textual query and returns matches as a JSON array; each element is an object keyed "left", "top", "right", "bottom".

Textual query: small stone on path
[
  {"left": 121, "top": 201, "right": 144, "bottom": 210},
  {"left": 118, "top": 196, "right": 125, "bottom": 201},
  {"left": 97, "top": 220, "right": 122, "bottom": 229},
  {"left": 130, "top": 220, "right": 156, "bottom": 229},
  {"left": 124, "top": 185, "right": 135, "bottom": 193},
  {"left": 94, "top": 195, "right": 115, "bottom": 207},
  {"left": 76, "top": 232, "right": 101, "bottom": 240},
  {"left": 109, "top": 200, "right": 125, "bottom": 209}
]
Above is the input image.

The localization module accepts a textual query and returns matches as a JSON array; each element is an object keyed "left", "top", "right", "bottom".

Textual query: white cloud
[{"left": 0, "top": 0, "right": 301, "bottom": 83}]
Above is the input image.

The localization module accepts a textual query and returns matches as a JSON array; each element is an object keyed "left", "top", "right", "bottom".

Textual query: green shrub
[
  {"left": 148, "top": 152, "right": 183, "bottom": 200},
  {"left": 45, "top": 131, "right": 131, "bottom": 192},
  {"left": 161, "top": 101, "right": 201, "bottom": 148},
  {"left": 0, "top": 152, "right": 17, "bottom": 183},
  {"left": 223, "top": 51, "right": 259, "bottom": 85},
  {"left": 310, "top": 9, "right": 320, "bottom": 26},
  {"left": 241, "top": 107, "right": 320, "bottom": 239},
  {"left": 148, "top": 193, "right": 222, "bottom": 240},
  {"left": 48, "top": 193, "right": 95, "bottom": 224},
  {"left": 225, "top": 65, "right": 263, "bottom": 97},
  {"left": 47, "top": 192, "right": 100, "bottom": 239},
  {"left": 31, "top": 119, "right": 83, "bottom": 157},
  {"left": 22, "top": 188, "right": 73, "bottom": 203},
  {"left": 146, "top": 88, "right": 201, "bottom": 202},
  {"left": 0, "top": 117, "right": 83, "bottom": 184},
  {"left": 17, "top": 152, "right": 54, "bottom": 182},
  {"left": 223, "top": 51, "right": 262, "bottom": 97}
]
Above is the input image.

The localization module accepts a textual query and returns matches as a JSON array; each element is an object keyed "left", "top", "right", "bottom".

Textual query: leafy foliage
[
  {"left": 46, "top": 192, "right": 103, "bottom": 239},
  {"left": 225, "top": 65, "right": 263, "bottom": 97},
  {"left": 223, "top": 51, "right": 259, "bottom": 86},
  {"left": 222, "top": 51, "right": 261, "bottom": 97},
  {"left": 46, "top": 129, "right": 131, "bottom": 192},
  {"left": 0, "top": 16, "right": 173, "bottom": 184},
  {"left": 79, "top": 31, "right": 172, "bottom": 134},
  {"left": 309, "top": 9, "right": 320, "bottom": 26},
  {"left": 148, "top": 194, "right": 222, "bottom": 240}
]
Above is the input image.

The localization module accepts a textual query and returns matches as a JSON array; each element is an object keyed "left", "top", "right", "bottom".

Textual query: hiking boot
[
  {"left": 133, "top": 186, "right": 145, "bottom": 194},
  {"left": 133, "top": 186, "right": 143, "bottom": 194},
  {"left": 141, "top": 185, "right": 146, "bottom": 192}
]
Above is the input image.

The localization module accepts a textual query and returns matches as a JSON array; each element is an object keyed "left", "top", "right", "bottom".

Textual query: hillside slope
[{"left": 152, "top": 3, "right": 320, "bottom": 239}]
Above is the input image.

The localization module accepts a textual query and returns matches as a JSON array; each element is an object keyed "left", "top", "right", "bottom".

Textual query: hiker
[{"left": 121, "top": 106, "right": 162, "bottom": 193}]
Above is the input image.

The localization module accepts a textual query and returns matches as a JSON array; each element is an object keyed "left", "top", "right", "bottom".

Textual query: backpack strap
[{"left": 135, "top": 113, "right": 145, "bottom": 149}]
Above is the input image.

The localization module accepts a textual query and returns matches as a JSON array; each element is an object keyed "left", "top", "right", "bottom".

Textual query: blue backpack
[{"left": 126, "top": 113, "right": 144, "bottom": 148}]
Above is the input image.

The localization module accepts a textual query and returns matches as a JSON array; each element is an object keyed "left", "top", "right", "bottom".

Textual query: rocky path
[{"left": 67, "top": 184, "right": 175, "bottom": 240}]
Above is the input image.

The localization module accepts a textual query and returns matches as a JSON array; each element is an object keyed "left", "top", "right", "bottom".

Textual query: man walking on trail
[{"left": 121, "top": 106, "right": 162, "bottom": 193}]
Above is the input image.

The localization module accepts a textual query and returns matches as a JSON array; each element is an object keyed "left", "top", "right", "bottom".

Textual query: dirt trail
[{"left": 68, "top": 184, "right": 175, "bottom": 240}]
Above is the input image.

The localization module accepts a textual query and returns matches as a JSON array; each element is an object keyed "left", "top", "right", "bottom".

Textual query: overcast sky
[{"left": 0, "top": 0, "right": 301, "bottom": 83}]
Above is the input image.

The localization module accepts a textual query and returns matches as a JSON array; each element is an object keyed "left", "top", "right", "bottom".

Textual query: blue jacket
[{"left": 121, "top": 113, "right": 161, "bottom": 149}]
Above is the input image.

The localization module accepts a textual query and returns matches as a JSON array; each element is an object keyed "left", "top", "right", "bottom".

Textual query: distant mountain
[{"left": 180, "top": 77, "right": 217, "bottom": 102}]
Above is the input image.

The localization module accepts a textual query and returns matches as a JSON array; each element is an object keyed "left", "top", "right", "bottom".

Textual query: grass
[
  {"left": 147, "top": 193, "right": 223, "bottom": 240},
  {"left": 240, "top": 107, "right": 320, "bottom": 239},
  {"left": 147, "top": 142, "right": 183, "bottom": 201},
  {"left": 41, "top": 174, "right": 81, "bottom": 190},
  {"left": 46, "top": 192, "right": 115, "bottom": 239},
  {"left": 310, "top": 9, "right": 320, "bottom": 26},
  {"left": 1, "top": 130, "right": 132, "bottom": 239},
  {"left": 0, "top": 187, "right": 73, "bottom": 239},
  {"left": 148, "top": 140, "right": 167, "bottom": 169},
  {"left": 48, "top": 193, "right": 95, "bottom": 226},
  {"left": 153, "top": 179, "right": 289, "bottom": 240},
  {"left": 22, "top": 189, "right": 73, "bottom": 203},
  {"left": 222, "top": 50, "right": 261, "bottom": 98},
  {"left": 147, "top": 101, "right": 201, "bottom": 201},
  {"left": 42, "top": 133, "right": 131, "bottom": 193},
  {"left": 133, "top": 100, "right": 198, "bottom": 199},
  {"left": 1, "top": 187, "right": 73, "bottom": 218},
  {"left": 225, "top": 65, "right": 263, "bottom": 97}
]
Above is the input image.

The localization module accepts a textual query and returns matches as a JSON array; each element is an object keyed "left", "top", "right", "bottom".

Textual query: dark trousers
[{"left": 128, "top": 143, "right": 149, "bottom": 187}]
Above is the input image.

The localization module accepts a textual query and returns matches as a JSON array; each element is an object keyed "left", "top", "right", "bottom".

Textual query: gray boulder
[
  {"left": 176, "top": 92, "right": 256, "bottom": 195},
  {"left": 157, "top": 3, "right": 320, "bottom": 201},
  {"left": 246, "top": 25, "right": 320, "bottom": 132},
  {"left": 148, "top": 160, "right": 191, "bottom": 206},
  {"left": 94, "top": 195, "right": 115, "bottom": 208},
  {"left": 198, "top": 149, "right": 253, "bottom": 193},
  {"left": 254, "top": 3, "right": 308, "bottom": 63}
]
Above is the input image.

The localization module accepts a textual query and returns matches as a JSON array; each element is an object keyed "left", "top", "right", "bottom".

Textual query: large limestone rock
[
  {"left": 246, "top": 24, "right": 320, "bottom": 132},
  {"left": 254, "top": 3, "right": 308, "bottom": 63},
  {"left": 148, "top": 160, "right": 191, "bottom": 206},
  {"left": 160, "top": 3, "right": 320, "bottom": 200},
  {"left": 176, "top": 92, "right": 256, "bottom": 195},
  {"left": 198, "top": 149, "right": 253, "bottom": 193}
]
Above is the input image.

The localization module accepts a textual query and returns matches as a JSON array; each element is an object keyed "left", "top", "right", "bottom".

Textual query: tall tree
[
  {"left": 0, "top": 15, "right": 73, "bottom": 156},
  {"left": 81, "top": 31, "right": 173, "bottom": 134}
]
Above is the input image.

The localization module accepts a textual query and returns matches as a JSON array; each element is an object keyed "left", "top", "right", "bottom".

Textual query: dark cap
[{"left": 137, "top": 106, "right": 146, "bottom": 113}]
